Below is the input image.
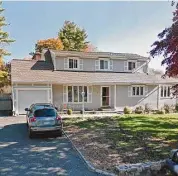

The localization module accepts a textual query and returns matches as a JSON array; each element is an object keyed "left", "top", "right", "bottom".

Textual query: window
[
  {"left": 132, "top": 86, "right": 144, "bottom": 96},
  {"left": 161, "top": 85, "right": 171, "bottom": 98},
  {"left": 34, "top": 109, "right": 56, "bottom": 117},
  {"left": 67, "top": 86, "right": 88, "bottom": 103},
  {"left": 95, "top": 59, "right": 113, "bottom": 71},
  {"left": 128, "top": 61, "right": 136, "bottom": 71},
  {"left": 100, "top": 60, "right": 109, "bottom": 70},
  {"left": 68, "top": 86, "right": 72, "bottom": 102},
  {"left": 73, "top": 86, "right": 78, "bottom": 102},
  {"left": 84, "top": 86, "right": 88, "bottom": 102},
  {"left": 69, "top": 58, "right": 78, "bottom": 69}
]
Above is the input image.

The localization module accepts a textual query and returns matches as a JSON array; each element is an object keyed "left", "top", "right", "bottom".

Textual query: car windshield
[
  {"left": 35, "top": 105, "right": 52, "bottom": 108},
  {"left": 34, "top": 109, "right": 56, "bottom": 117}
]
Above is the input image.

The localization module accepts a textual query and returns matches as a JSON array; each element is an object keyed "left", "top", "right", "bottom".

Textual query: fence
[{"left": 0, "top": 94, "right": 12, "bottom": 116}]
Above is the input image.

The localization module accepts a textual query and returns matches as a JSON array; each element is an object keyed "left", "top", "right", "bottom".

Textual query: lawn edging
[
  {"left": 116, "top": 160, "right": 166, "bottom": 176},
  {"left": 63, "top": 130, "right": 117, "bottom": 176}
]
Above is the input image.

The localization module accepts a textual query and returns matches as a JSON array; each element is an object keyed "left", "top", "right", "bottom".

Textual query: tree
[
  {"left": 35, "top": 38, "right": 64, "bottom": 52},
  {"left": 58, "top": 21, "right": 88, "bottom": 51},
  {"left": 0, "top": 2, "right": 14, "bottom": 92},
  {"left": 150, "top": 3, "right": 178, "bottom": 96},
  {"left": 83, "top": 43, "right": 98, "bottom": 52}
]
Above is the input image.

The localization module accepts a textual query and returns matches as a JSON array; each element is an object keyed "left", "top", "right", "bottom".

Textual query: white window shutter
[
  {"left": 88, "top": 86, "right": 92, "bottom": 103},
  {"left": 110, "top": 60, "right": 113, "bottom": 71},
  {"left": 128, "top": 86, "right": 132, "bottom": 97},
  {"left": 63, "top": 86, "right": 67, "bottom": 103},
  {"left": 124, "top": 61, "right": 128, "bottom": 71},
  {"left": 145, "top": 86, "right": 148, "bottom": 96},
  {"left": 95, "top": 60, "right": 99, "bottom": 70},
  {"left": 79, "top": 59, "right": 83, "bottom": 70},
  {"left": 64, "top": 58, "right": 68, "bottom": 69}
]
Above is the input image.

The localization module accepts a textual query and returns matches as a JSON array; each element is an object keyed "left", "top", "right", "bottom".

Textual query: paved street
[{"left": 0, "top": 116, "right": 103, "bottom": 176}]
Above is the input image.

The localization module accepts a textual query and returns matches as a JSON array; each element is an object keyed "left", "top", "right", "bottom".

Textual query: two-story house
[{"left": 11, "top": 49, "right": 177, "bottom": 115}]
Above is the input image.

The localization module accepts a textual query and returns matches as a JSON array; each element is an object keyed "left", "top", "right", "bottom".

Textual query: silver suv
[{"left": 25, "top": 105, "right": 62, "bottom": 138}]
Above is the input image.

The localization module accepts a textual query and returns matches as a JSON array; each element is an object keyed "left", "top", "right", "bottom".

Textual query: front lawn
[{"left": 64, "top": 114, "right": 178, "bottom": 172}]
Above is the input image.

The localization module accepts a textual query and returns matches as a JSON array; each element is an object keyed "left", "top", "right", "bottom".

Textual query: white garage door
[{"left": 18, "top": 90, "right": 49, "bottom": 114}]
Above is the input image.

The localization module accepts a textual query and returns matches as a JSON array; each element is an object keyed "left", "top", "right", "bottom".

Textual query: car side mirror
[
  {"left": 55, "top": 107, "right": 59, "bottom": 111},
  {"left": 25, "top": 108, "right": 30, "bottom": 111}
]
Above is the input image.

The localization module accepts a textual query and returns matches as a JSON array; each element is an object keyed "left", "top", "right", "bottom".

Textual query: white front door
[{"left": 101, "top": 86, "right": 110, "bottom": 107}]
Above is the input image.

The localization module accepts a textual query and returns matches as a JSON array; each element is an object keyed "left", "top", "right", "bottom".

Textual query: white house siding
[
  {"left": 52, "top": 85, "right": 101, "bottom": 111},
  {"left": 159, "top": 97, "right": 177, "bottom": 108},
  {"left": 52, "top": 84, "right": 63, "bottom": 109},
  {"left": 55, "top": 56, "right": 147, "bottom": 73},
  {"left": 110, "top": 85, "right": 115, "bottom": 108},
  {"left": 55, "top": 57, "right": 65, "bottom": 70},
  {"left": 83, "top": 59, "right": 95, "bottom": 71},
  {"left": 13, "top": 83, "right": 177, "bottom": 114},
  {"left": 113, "top": 60, "right": 147, "bottom": 73},
  {"left": 116, "top": 85, "right": 159, "bottom": 110}
]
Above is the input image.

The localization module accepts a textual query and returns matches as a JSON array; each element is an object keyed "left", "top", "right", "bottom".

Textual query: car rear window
[{"left": 34, "top": 109, "right": 56, "bottom": 117}]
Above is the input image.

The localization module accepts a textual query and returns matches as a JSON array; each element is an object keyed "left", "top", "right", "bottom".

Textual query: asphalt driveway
[{"left": 0, "top": 116, "right": 103, "bottom": 176}]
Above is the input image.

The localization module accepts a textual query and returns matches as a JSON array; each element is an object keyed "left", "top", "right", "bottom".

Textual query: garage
[{"left": 17, "top": 89, "right": 49, "bottom": 114}]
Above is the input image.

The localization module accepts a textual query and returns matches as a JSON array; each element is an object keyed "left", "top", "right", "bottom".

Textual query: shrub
[
  {"left": 67, "top": 109, "right": 72, "bottom": 115},
  {"left": 80, "top": 110, "right": 84, "bottom": 114},
  {"left": 98, "top": 107, "right": 103, "bottom": 111},
  {"left": 92, "top": 110, "right": 96, "bottom": 114},
  {"left": 175, "top": 103, "right": 178, "bottom": 112},
  {"left": 164, "top": 104, "right": 174, "bottom": 114},
  {"left": 135, "top": 106, "right": 144, "bottom": 114},
  {"left": 144, "top": 103, "right": 153, "bottom": 114},
  {"left": 156, "top": 109, "right": 165, "bottom": 114},
  {"left": 124, "top": 106, "right": 132, "bottom": 114}
]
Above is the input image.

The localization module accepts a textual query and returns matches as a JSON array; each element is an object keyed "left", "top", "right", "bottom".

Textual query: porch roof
[{"left": 11, "top": 59, "right": 178, "bottom": 85}]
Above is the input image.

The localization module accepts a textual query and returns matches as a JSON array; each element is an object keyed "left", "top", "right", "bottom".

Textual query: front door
[{"left": 101, "top": 86, "right": 110, "bottom": 107}]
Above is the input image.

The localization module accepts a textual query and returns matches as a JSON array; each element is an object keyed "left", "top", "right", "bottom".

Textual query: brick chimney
[{"left": 32, "top": 52, "right": 41, "bottom": 60}]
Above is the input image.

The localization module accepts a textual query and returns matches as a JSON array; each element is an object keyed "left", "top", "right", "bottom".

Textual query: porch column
[
  {"left": 114, "top": 84, "right": 116, "bottom": 110},
  {"left": 157, "top": 84, "right": 160, "bottom": 110}
]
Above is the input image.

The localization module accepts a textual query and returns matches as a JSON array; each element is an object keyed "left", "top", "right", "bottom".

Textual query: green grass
[{"left": 64, "top": 114, "right": 178, "bottom": 163}]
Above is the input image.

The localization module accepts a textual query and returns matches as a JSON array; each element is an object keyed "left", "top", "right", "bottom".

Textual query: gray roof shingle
[
  {"left": 50, "top": 50, "right": 149, "bottom": 61},
  {"left": 11, "top": 59, "right": 177, "bottom": 85}
]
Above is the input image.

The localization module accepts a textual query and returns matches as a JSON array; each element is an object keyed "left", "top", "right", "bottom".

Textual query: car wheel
[
  {"left": 28, "top": 129, "right": 35, "bottom": 139},
  {"left": 56, "top": 130, "right": 62, "bottom": 137}
]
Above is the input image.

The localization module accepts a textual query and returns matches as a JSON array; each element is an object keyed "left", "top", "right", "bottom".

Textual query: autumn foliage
[
  {"left": 36, "top": 38, "right": 64, "bottom": 52},
  {"left": 35, "top": 21, "right": 98, "bottom": 53},
  {"left": 83, "top": 43, "right": 97, "bottom": 52},
  {"left": 150, "top": 4, "right": 178, "bottom": 95},
  {"left": 0, "top": 2, "right": 14, "bottom": 92}
]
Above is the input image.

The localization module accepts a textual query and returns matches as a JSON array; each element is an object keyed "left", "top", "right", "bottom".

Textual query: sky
[{"left": 2, "top": 1, "right": 175, "bottom": 71}]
